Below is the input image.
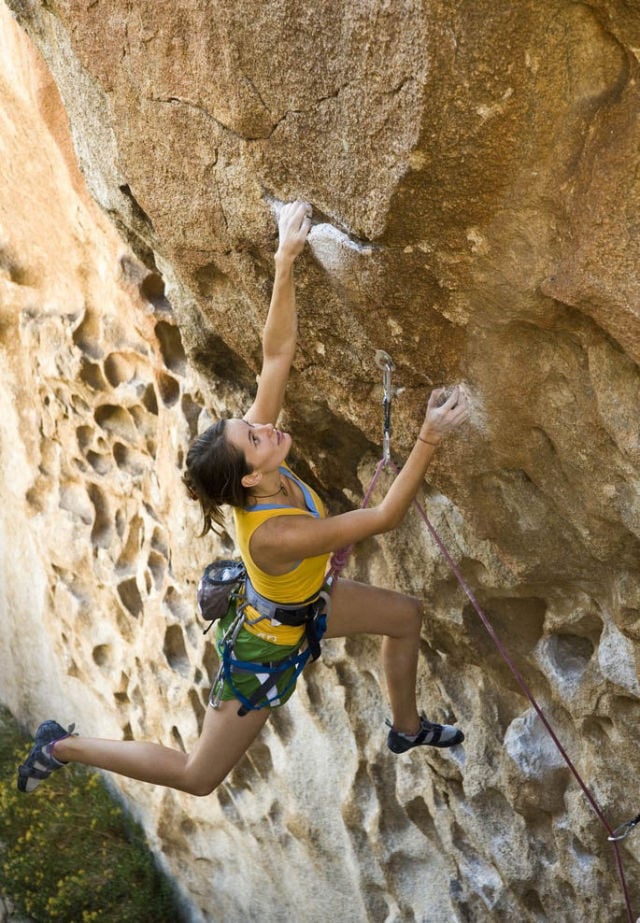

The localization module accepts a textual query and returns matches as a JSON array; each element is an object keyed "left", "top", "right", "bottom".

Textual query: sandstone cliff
[{"left": 1, "top": 2, "right": 640, "bottom": 921}]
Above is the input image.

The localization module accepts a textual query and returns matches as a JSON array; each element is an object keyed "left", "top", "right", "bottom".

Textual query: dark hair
[{"left": 183, "top": 419, "right": 253, "bottom": 534}]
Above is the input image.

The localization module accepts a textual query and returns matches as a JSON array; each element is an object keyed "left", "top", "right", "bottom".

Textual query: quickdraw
[{"left": 375, "top": 349, "right": 395, "bottom": 464}]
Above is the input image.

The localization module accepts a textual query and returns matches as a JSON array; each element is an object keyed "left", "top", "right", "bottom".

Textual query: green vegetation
[{"left": 0, "top": 706, "right": 183, "bottom": 922}]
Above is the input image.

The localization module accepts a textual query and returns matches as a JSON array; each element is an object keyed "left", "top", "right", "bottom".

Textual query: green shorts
[{"left": 212, "top": 605, "right": 304, "bottom": 709}]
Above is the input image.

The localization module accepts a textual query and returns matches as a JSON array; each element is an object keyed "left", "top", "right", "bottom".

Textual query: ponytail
[{"left": 183, "top": 419, "right": 252, "bottom": 535}]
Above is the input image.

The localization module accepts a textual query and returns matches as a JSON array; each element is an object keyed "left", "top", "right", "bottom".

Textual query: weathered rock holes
[
  {"left": 201, "top": 641, "right": 218, "bottom": 684},
  {"left": 151, "top": 527, "right": 169, "bottom": 558},
  {"left": 79, "top": 358, "right": 108, "bottom": 391},
  {"left": 147, "top": 550, "right": 166, "bottom": 591},
  {"left": 1, "top": 249, "right": 34, "bottom": 286},
  {"left": 130, "top": 679, "right": 144, "bottom": 708},
  {"left": 115, "top": 508, "right": 126, "bottom": 539},
  {"left": 544, "top": 632, "right": 594, "bottom": 681},
  {"left": 171, "top": 725, "right": 186, "bottom": 751},
  {"left": 92, "top": 643, "right": 112, "bottom": 669},
  {"left": 140, "top": 271, "right": 171, "bottom": 313},
  {"left": 163, "top": 586, "right": 191, "bottom": 622},
  {"left": 155, "top": 320, "right": 186, "bottom": 375},
  {"left": 117, "top": 516, "right": 144, "bottom": 571},
  {"left": 87, "top": 483, "right": 112, "bottom": 548},
  {"left": 72, "top": 309, "right": 102, "bottom": 359},
  {"left": 181, "top": 394, "right": 202, "bottom": 439},
  {"left": 103, "top": 353, "right": 132, "bottom": 387},
  {"left": 86, "top": 451, "right": 112, "bottom": 476},
  {"left": 163, "top": 624, "right": 190, "bottom": 677},
  {"left": 70, "top": 393, "right": 91, "bottom": 415},
  {"left": 54, "top": 387, "right": 71, "bottom": 413},
  {"left": 59, "top": 483, "right": 93, "bottom": 524},
  {"left": 118, "top": 184, "right": 153, "bottom": 231},
  {"left": 129, "top": 404, "right": 155, "bottom": 440},
  {"left": 189, "top": 688, "right": 205, "bottom": 726},
  {"left": 104, "top": 353, "right": 156, "bottom": 405},
  {"left": 72, "top": 455, "right": 89, "bottom": 475},
  {"left": 76, "top": 425, "right": 93, "bottom": 451},
  {"left": 522, "top": 890, "right": 546, "bottom": 917},
  {"left": 121, "top": 722, "right": 134, "bottom": 741},
  {"left": 25, "top": 482, "right": 46, "bottom": 512},
  {"left": 94, "top": 404, "right": 137, "bottom": 442},
  {"left": 157, "top": 370, "right": 179, "bottom": 406},
  {"left": 113, "top": 441, "right": 147, "bottom": 476},
  {"left": 66, "top": 659, "right": 81, "bottom": 678},
  {"left": 117, "top": 577, "right": 143, "bottom": 618},
  {"left": 142, "top": 383, "right": 158, "bottom": 415}
]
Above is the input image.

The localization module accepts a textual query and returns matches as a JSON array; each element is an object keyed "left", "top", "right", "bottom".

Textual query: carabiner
[
  {"left": 375, "top": 350, "right": 395, "bottom": 464},
  {"left": 608, "top": 813, "right": 640, "bottom": 842}
]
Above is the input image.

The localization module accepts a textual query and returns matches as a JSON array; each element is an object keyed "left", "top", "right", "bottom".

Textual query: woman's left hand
[
  {"left": 420, "top": 386, "right": 469, "bottom": 444},
  {"left": 276, "top": 200, "right": 312, "bottom": 261}
]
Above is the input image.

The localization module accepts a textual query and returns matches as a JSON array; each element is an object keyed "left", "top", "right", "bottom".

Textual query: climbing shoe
[
  {"left": 386, "top": 714, "right": 464, "bottom": 753},
  {"left": 17, "top": 720, "right": 76, "bottom": 793}
]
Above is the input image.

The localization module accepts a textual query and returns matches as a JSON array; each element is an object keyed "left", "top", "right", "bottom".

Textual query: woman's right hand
[
  {"left": 419, "top": 386, "right": 469, "bottom": 445},
  {"left": 276, "top": 200, "right": 312, "bottom": 262}
]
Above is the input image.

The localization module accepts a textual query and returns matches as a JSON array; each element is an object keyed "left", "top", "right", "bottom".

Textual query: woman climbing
[{"left": 18, "top": 200, "right": 468, "bottom": 797}]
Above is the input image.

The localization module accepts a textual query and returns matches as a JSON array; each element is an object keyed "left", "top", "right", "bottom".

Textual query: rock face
[{"left": 1, "top": 1, "right": 640, "bottom": 920}]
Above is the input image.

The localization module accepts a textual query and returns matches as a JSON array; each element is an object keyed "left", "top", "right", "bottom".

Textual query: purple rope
[
  {"left": 330, "top": 454, "right": 635, "bottom": 921},
  {"left": 327, "top": 457, "right": 386, "bottom": 581},
  {"left": 386, "top": 460, "right": 634, "bottom": 923}
]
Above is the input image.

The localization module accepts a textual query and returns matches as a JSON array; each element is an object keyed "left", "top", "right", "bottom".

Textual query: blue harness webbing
[{"left": 209, "top": 582, "right": 331, "bottom": 716}]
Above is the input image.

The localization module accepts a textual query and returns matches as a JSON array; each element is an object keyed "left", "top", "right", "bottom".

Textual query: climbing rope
[{"left": 328, "top": 353, "right": 636, "bottom": 923}]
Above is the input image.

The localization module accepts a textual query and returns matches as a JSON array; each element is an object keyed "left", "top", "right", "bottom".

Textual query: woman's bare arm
[
  {"left": 250, "top": 388, "right": 469, "bottom": 572},
  {"left": 244, "top": 201, "right": 311, "bottom": 426}
]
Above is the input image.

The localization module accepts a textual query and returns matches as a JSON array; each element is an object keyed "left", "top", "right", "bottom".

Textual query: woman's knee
[
  {"left": 183, "top": 773, "right": 223, "bottom": 797},
  {"left": 181, "top": 757, "right": 227, "bottom": 797},
  {"left": 405, "top": 595, "right": 424, "bottom": 636},
  {"left": 189, "top": 781, "right": 219, "bottom": 798}
]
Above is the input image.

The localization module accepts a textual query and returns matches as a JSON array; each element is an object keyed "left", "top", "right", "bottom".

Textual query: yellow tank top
[{"left": 233, "top": 465, "right": 330, "bottom": 645}]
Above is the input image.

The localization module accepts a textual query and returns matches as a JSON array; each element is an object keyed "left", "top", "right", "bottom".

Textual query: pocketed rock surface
[{"left": 1, "top": 2, "right": 640, "bottom": 920}]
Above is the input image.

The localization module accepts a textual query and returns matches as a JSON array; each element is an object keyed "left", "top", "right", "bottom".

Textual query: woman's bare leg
[
  {"left": 53, "top": 700, "right": 270, "bottom": 796},
  {"left": 324, "top": 578, "right": 423, "bottom": 735}
]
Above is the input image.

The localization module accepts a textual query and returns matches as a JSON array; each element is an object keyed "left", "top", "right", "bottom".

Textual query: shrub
[{"left": 0, "top": 707, "right": 183, "bottom": 922}]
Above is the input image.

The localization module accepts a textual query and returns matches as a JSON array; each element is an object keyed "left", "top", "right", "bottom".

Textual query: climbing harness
[
  {"left": 325, "top": 351, "right": 638, "bottom": 923},
  {"left": 203, "top": 567, "right": 331, "bottom": 717}
]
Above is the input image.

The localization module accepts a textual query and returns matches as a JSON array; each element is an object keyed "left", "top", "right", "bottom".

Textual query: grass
[{"left": 0, "top": 706, "right": 184, "bottom": 922}]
